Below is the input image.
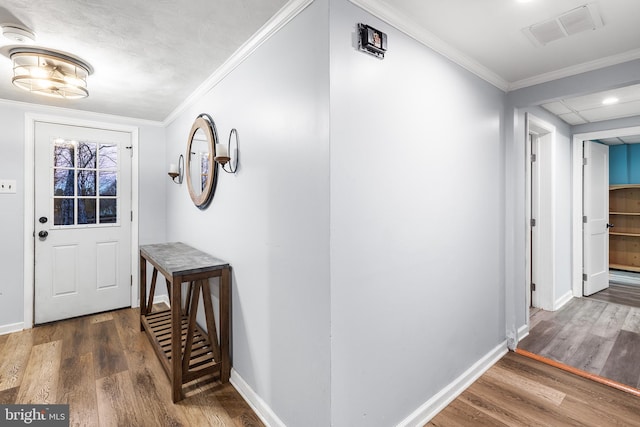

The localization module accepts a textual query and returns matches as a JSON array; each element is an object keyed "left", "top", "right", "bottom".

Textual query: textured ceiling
[{"left": 0, "top": 0, "right": 288, "bottom": 121}]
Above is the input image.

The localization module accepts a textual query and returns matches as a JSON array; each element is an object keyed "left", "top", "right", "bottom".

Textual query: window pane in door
[
  {"left": 54, "top": 198, "right": 75, "bottom": 225},
  {"left": 99, "top": 199, "right": 117, "bottom": 224},
  {"left": 77, "top": 142, "right": 97, "bottom": 169},
  {"left": 78, "top": 198, "right": 97, "bottom": 224},
  {"left": 77, "top": 170, "right": 96, "bottom": 196},
  {"left": 99, "top": 144, "right": 118, "bottom": 169},
  {"left": 54, "top": 169, "right": 75, "bottom": 196},
  {"left": 99, "top": 172, "right": 117, "bottom": 196},
  {"left": 54, "top": 143, "right": 75, "bottom": 167}
]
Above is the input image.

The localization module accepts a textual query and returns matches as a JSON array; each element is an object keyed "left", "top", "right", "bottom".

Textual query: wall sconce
[
  {"left": 168, "top": 154, "right": 184, "bottom": 184},
  {"left": 214, "top": 128, "right": 239, "bottom": 174}
]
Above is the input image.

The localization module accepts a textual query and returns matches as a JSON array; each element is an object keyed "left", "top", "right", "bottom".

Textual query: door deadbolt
[{"left": 39, "top": 216, "right": 48, "bottom": 224}]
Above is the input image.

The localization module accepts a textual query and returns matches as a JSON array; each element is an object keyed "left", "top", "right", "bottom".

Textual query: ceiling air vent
[{"left": 523, "top": 4, "right": 603, "bottom": 47}]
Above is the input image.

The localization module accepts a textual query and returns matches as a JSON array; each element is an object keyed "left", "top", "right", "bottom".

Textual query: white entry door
[
  {"left": 583, "top": 140, "right": 609, "bottom": 296},
  {"left": 34, "top": 122, "right": 132, "bottom": 324}
]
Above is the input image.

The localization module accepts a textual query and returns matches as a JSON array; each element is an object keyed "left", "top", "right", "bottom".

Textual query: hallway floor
[
  {"left": 0, "top": 306, "right": 263, "bottom": 427},
  {"left": 428, "top": 352, "right": 640, "bottom": 426},
  {"left": 519, "top": 296, "right": 640, "bottom": 390}
]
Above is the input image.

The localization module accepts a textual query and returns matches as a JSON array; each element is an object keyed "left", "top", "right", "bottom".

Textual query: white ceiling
[
  {"left": 0, "top": 0, "right": 639, "bottom": 122},
  {"left": 373, "top": 0, "right": 640, "bottom": 89}
]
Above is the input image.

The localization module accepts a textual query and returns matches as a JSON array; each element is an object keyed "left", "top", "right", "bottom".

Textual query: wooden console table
[{"left": 139, "top": 242, "right": 230, "bottom": 402}]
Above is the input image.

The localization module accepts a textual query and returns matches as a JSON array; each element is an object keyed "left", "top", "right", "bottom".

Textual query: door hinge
[
  {"left": 583, "top": 157, "right": 588, "bottom": 166},
  {"left": 583, "top": 216, "right": 587, "bottom": 223},
  {"left": 131, "top": 275, "right": 133, "bottom": 287},
  {"left": 131, "top": 211, "right": 133, "bottom": 222},
  {"left": 530, "top": 218, "right": 536, "bottom": 227},
  {"left": 583, "top": 273, "right": 588, "bottom": 281},
  {"left": 531, "top": 154, "right": 537, "bottom": 163},
  {"left": 531, "top": 283, "right": 536, "bottom": 291}
]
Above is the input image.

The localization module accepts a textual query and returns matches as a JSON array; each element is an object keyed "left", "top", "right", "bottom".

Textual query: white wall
[
  {"left": 329, "top": 1, "right": 506, "bottom": 425},
  {"left": 0, "top": 100, "right": 166, "bottom": 329},
  {"left": 163, "top": 1, "right": 331, "bottom": 426}
]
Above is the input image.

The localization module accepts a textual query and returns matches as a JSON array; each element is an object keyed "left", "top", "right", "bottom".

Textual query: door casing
[
  {"left": 23, "top": 113, "right": 140, "bottom": 329},
  {"left": 525, "top": 114, "right": 556, "bottom": 314}
]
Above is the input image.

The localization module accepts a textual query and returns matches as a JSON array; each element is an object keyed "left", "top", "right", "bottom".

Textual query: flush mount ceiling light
[{"left": 1, "top": 46, "right": 93, "bottom": 99}]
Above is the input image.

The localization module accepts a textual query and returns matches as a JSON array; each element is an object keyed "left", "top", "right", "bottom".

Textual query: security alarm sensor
[{"left": 358, "top": 23, "right": 387, "bottom": 59}]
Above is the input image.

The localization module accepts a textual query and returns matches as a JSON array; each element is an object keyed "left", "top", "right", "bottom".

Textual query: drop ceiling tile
[
  {"left": 579, "top": 100, "right": 640, "bottom": 122},
  {"left": 563, "top": 83, "right": 640, "bottom": 111},
  {"left": 559, "top": 112, "right": 588, "bottom": 125},
  {"left": 542, "top": 101, "right": 573, "bottom": 115},
  {"left": 598, "top": 137, "right": 624, "bottom": 145},
  {"left": 621, "top": 135, "right": 640, "bottom": 144}
]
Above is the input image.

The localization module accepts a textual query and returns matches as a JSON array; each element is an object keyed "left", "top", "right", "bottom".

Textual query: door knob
[
  {"left": 38, "top": 230, "right": 48, "bottom": 239},
  {"left": 606, "top": 223, "right": 614, "bottom": 228}
]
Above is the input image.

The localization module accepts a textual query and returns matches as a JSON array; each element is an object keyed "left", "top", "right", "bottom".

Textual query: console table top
[{"left": 140, "top": 242, "right": 229, "bottom": 277}]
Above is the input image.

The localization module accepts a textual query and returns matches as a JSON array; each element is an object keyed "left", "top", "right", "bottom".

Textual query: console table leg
[
  {"left": 171, "top": 275, "right": 183, "bottom": 403},
  {"left": 220, "top": 268, "right": 231, "bottom": 383},
  {"left": 139, "top": 255, "right": 146, "bottom": 331}
]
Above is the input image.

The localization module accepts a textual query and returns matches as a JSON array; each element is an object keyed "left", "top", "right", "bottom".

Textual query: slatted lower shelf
[{"left": 141, "top": 309, "right": 219, "bottom": 382}]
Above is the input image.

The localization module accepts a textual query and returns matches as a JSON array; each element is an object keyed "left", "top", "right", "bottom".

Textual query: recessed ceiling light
[{"left": 602, "top": 97, "right": 619, "bottom": 105}]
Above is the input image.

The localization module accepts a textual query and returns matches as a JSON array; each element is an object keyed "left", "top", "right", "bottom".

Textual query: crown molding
[
  {"left": 508, "top": 48, "right": 640, "bottom": 91},
  {"left": 163, "top": 0, "right": 315, "bottom": 126},
  {"left": 348, "top": 0, "right": 510, "bottom": 92}
]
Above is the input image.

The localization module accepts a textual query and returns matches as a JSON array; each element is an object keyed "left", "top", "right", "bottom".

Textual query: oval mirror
[{"left": 186, "top": 115, "right": 218, "bottom": 208}]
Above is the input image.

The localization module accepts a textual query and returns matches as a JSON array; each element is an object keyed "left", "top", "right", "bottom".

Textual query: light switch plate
[{"left": 0, "top": 180, "right": 17, "bottom": 193}]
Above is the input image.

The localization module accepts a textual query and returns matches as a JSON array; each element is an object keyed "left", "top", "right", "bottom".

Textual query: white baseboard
[
  {"left": 553, "top": 291, "right": 573, "bottom": 311},
  {"left": 134, "top": 294, "right": 170, "bottom": 308},
  {"left": 154, "top": 294, "right": 170, "bottom": 306},
  {"left": 230, "top": 369, "right": 286, "bottom": 427},
  {"left": 0, "top": 322, "right": 24, "bottom": 336},
  {"left": 518, "top": 323, "right": 529, "bottom": 341},
  {"left": 396, "top": 341, "right": 508, "bottom": 427}
]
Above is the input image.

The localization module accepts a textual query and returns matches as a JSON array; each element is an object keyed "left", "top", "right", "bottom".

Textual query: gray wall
[
  {"left": 163, "top": 1, "right": 331, "bottom": 426},
  {"left": 329, "top": 1, "right": 506, "bottom": 425},
  {"left": 0, "top": 101, "right": 166, "bottom": 328}
]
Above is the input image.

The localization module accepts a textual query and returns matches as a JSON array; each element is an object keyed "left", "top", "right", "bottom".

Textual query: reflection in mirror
[
  {"left": 189, "top": 128, "right": 209, "bottom": 197},
  {"left": 186, "top": 114, "right": 218, "bottom": 208}
]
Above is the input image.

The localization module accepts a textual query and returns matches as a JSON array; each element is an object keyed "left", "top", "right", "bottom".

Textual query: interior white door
[
  {"left": 583, "top": 140, "right": 609, "bottom": 296},
  {"left": 34, "top": 122, "right": 132, "bottom": 324}
]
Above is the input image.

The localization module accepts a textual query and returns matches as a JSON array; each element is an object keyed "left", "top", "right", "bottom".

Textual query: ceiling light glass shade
[{"left": 9, "top": 48, "right": 93, "bottom": 99}]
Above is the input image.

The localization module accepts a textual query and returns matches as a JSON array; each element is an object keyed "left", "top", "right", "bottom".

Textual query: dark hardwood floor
[
  {"left": 428, "top": 352, "right": 640, "bottom": 426},
  {"left": 0, "top": 306, "right": 264, "bottom": 427},
  {"left": 520, "top": 296, "right": 640, "bottom": 390}
]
